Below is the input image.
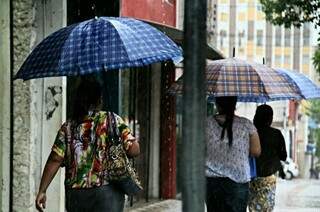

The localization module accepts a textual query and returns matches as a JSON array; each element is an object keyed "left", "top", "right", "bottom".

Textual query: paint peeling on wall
[{"left": 45, "top": 86, "right": 62, "bottom": 120}]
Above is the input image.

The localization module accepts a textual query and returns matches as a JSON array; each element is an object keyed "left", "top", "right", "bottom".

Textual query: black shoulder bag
[{"left": 107, "top": 112, "right": 142, "bottom": 196}]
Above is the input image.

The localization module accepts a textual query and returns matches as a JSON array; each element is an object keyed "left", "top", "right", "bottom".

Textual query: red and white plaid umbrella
[{"left": 170, "top": 58, "right": 300, "bottom": 102}]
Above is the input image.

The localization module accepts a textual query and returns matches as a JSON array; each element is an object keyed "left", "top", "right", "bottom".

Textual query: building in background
[{"left": 208, "top": 0, "right": 320, "bottom": 177}]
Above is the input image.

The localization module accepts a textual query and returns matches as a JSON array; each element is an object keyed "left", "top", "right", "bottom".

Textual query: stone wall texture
[{"left": 12, "top": 0, "right": 35, "bottom": 211}]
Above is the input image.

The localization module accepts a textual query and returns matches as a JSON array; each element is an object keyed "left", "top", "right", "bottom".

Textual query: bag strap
[{"left": 107, "top": 112, "right": 121, "bottom": 145}]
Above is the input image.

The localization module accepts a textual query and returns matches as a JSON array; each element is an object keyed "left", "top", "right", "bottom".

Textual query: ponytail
[
  {"left": 220, "top": 111, "right": 234, "bottom": 147},
  {"left": 215, "top": 96, "right": 237, "bottom": 147}
]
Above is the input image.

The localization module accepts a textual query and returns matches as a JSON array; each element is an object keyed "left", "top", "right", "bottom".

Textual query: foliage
[
  {"left": 309, "top": 128, "right": 320, "bottom": 158},
  {"left": 260, "top": 1, "right": 320, "bottom": 75},
  {"left": 260, "top": 0, "right": 320, "bottom": 27},
  {"left": 315, "top": 131, "right": 320, "bottom": 158},
  {"left": 313, "top": 45, "right": 320, "bottom": 76},
  {"left": 306, "top": 99, "right": 320, "bottom": 157},
  {"left": 306, "top": 100, "right": 320, "bottom": 123}
]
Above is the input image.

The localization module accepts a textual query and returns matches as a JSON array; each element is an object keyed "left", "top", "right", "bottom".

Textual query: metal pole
[{"left": 181, "top": 0, "right": 207, "bottom": 211}]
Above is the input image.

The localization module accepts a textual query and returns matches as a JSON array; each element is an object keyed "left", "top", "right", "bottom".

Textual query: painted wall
[{"left": 121, "top": 0, "right": 176, "bottom": 27}]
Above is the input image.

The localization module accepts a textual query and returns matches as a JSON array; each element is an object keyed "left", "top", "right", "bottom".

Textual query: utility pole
[{"left": 181, "top": 0, "right": 207, "bottom": 211}]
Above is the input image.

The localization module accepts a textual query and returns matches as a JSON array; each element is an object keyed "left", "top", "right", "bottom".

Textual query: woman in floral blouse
[
  {"left": 206, "top": 96, "right": 261, "bottom": 212},
  {"left": 35, "top": 79, "right": 140, "bottom": 212}
]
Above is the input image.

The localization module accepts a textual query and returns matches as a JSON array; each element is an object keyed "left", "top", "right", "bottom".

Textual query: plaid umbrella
[
  {"left": 14, "top": 17, "right": 182, "bottom": 80},
  {"left": 170, "top": 58, "right": 300, "bottom": 103},
  {"left": 275, "top": 68, "right": 320, "bottom": 99}
]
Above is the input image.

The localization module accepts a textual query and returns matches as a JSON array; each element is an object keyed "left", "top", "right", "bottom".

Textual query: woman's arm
[
  {"left": 114, "top": 113, "right": 140, "bottom": 157},
  {"left": 277, "top": 130, "right": 287, "bottom": 161},
  {"left": 249, "top": 132, "right": 261, "bottom": 157},
  {"left": 35, "top": 151, "right": 64, "bottom": 212}
]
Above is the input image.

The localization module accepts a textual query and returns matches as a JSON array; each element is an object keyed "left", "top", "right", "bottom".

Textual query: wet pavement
[
  {"left": 125, "top": 179, "right": 320, "bottom": 212},
  {"left": 275, "top": 178, "right": 320, "bottom": 212},
  {"left": 125, "top": 199, "right": 182, "bottom": 212}
]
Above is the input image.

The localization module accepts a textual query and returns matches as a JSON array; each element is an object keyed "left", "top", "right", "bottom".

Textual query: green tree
[
  {"left": 260, "top": 0, "right": 320, "bottom": 74},
  {"left": 306, "top": 100, "right": 320, "bottom": 158},
  {"left": 314, "top": 47, "right": 320, "bottom": 77},
  {"left": 260, "top": 0, "right": 320, "bottom": 27},
  {"left": 306, "top": 100, "right": 320, "bottom": 122}
]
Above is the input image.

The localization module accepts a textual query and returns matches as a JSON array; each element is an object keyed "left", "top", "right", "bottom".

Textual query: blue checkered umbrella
[
  {"left": 14, "top": 17, "right": 183, "bottom": 80},
  {"left": 275, "top": 68, "right": 320, "bottom": 99}
]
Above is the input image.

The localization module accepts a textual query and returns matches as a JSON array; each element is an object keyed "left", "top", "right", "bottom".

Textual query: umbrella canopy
[
  {"left": 15, "top": 17, "right": 183, "bottom": 80},
  {"left": 275, "top": 68, "right": 320, "bottom": 99},
  {"left": 170, "top": 58, "right": 300, "bottom": 103}
]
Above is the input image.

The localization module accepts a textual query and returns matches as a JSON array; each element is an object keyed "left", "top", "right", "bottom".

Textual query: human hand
[
  {"left": 124, "top": 140, "right": 133, "bottom": 151},
  {"left": 125, "top": 139, "right": 140, "bottom": 157},
  {"left": 35, "top": 192, "right": 47, "bottom": 212}
]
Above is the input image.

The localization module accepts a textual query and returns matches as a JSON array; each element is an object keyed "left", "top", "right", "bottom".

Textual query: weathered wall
[
  {"left": 0, "top": 0, "right": 11, "bottom": 211},
  {"left": 12, "top": 0, "right": 34, "bottom": 210},
  {"left": 12, "top": 0, "right": 66, "bottom": 211}
]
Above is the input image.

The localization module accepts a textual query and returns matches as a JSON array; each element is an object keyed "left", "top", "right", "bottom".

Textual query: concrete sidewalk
[
  {"left": 125, "top": 200, "right": 182, "bottom": 212},
  {"left": 125, "top": 179, "right": 320, "bottom": 212}
]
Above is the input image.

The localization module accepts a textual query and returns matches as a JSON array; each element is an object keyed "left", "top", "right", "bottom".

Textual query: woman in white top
[{"left": 206, "top": 96, "right": 261, "bottom": 212}]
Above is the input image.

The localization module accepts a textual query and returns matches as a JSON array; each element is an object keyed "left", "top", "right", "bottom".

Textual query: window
[
  {"left": 256, "top": 30, "right": 263, "bottom": 46},
  {"left": 238, "top": 30, "right": 245, "bottom": 47},
  {"left": 275, "top": 26, "right": 282, "bottom": 46},
  {"left": 284, "top": 28, "right": 291, "bottom": 47},
  {"left": 303, "top": 23, "right": 310, "bottom": 46},
  {"left": 284, "top": 55, "right": 291, "bottom": 64},
  {"left": 220, "top": 30, "right": 227, "bottom": 48},
  {"left": 238, "top": 12, "right": 246, "bottom": 22},
  {"left": 248, "top": 21, "right": 254, "bottom": 41},
  {"left": 302, "top": 54, "right": 310, "bottom": 65},
  {"left": 220, "top": 12, "right": 228, "bottom": 22},
  {"left": 275, "top": 55, "right": 282, "bottom": 64},
  {"left": 219, "top": 0, "right": 228, "bottom": 3},
  {"left": 256, "top": 4, "right": 263, "bottom": 11}
]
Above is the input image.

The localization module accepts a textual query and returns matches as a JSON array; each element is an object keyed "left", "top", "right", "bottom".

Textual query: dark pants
[
  {"left": 206, "top": 177, "right": 249, "bottom": 212},
  {"left": 66, "top": 184, "right": 125, "bottom": 212}
]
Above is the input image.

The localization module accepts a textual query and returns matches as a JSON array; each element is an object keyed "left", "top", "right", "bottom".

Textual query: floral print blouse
[
  {"left": 52, "top": 111, "right": 134, "bottom": 189},
  {"left": 206, "top": 115, "right": 257, "bottom": 183}
]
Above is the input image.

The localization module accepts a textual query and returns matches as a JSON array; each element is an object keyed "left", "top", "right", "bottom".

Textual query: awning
[{"left": 142, "top": 20, "right": 225, "bottom": 60}]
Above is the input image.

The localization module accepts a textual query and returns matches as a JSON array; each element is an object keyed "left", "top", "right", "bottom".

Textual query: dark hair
[
  {"left": 253, "top": 104, "right": 273, "bottom": 129},
  {"left": 215, "top": 96, "right": 237, "bottom": 146},
  {"left": 72, "top": 79, "right": 102, "bottom": 123}
]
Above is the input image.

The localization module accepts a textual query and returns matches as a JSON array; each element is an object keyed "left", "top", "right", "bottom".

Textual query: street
[
  {"left": 275, "top": 179, "right": 320, "bottom": 212},
  {"left": 126, "top": 178, "right": 320, "bottom": 212}
]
